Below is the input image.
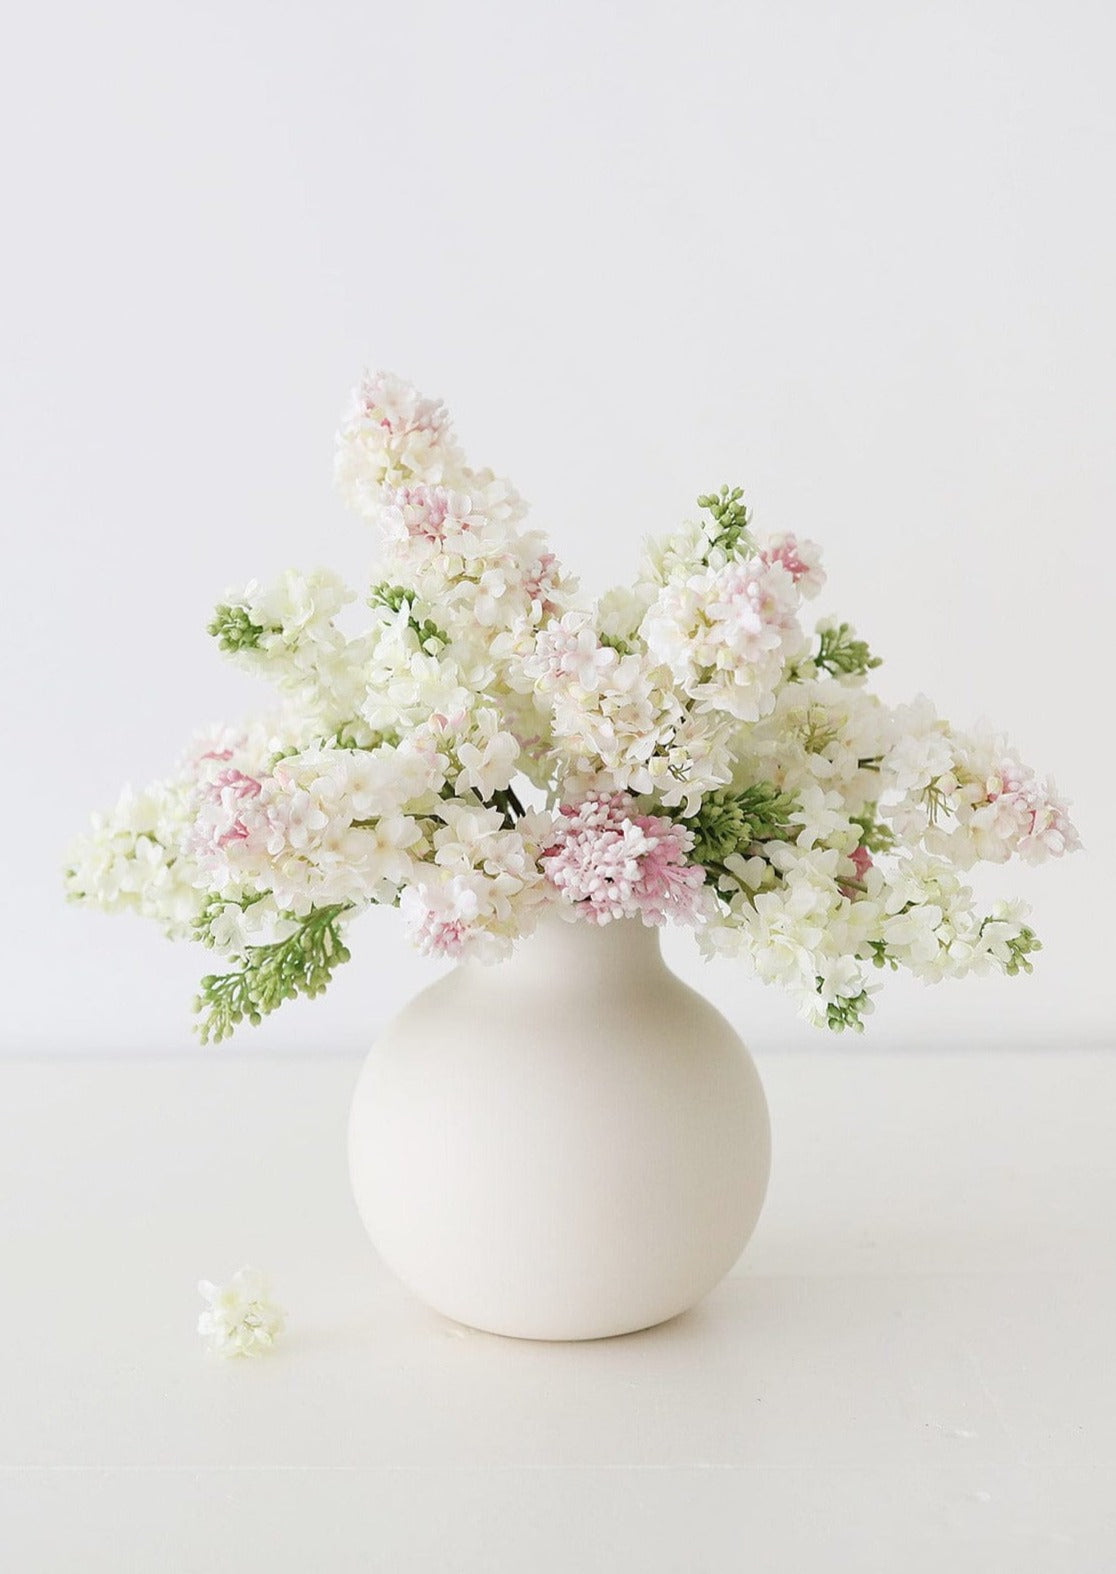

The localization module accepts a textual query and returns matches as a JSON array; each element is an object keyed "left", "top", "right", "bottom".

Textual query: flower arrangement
[{"left": 66, "top": 372, "right": 1079, "bottom": 1039}]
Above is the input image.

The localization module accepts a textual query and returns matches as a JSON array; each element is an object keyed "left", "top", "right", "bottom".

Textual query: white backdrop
[{"left": 2, "top": 0, "right": 1110, "bottom": 1053}]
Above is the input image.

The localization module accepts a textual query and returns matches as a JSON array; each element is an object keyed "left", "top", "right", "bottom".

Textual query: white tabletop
[{"left": 2, "top": 1049, "right": 1113, "bottom": 1573}]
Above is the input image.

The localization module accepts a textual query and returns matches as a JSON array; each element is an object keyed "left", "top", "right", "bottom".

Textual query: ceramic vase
[{"left": 348, "top": 909, "right": 770, "bottom": 1340}]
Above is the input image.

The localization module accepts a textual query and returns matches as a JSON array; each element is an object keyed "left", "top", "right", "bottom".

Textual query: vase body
[{"left": 348, "top": 911, "right": 771, "bottom": 1340}]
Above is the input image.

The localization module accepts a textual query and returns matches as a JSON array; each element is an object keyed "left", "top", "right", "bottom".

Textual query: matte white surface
[
  {"left": 2, "top": 1049, "right": 1114, "bottom": 1570},
  {"left": 350, "top": 914, "right": 770, "bottom": 1338},
  {"left": 2, "top": 0, "right": 1111, "bottom": 1054}
]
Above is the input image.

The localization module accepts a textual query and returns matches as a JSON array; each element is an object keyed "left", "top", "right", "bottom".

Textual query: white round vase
[{"left": 348, "top": 910, "right": 771, "bottom": 1340}]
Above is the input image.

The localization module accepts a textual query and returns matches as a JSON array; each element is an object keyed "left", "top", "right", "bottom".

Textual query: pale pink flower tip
[
  {"left": 386, "top": 483, "right": 469, "bottom": 544},
  {"left": 849, "top": 844, "right": 873, "bottom": 880},
  {"left": 978, "top": 764, "right": 1081, "bottom": 864},
  {"left": 541, "top": 793, "right": 708, "bottom": 926},
  {"left": 759, "top": 532, "right": 825, "bottom": 597},
  {"left": 399, "top": 879, "right": 481, "bottom": 959}
]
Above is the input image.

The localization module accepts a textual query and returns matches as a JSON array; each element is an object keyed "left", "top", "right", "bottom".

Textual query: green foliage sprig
[
  {"left": 697, "top": 485, "right": 754, "bottom": 560},
  {"left": 817, "top": 983, "right": 871, "bottom": 1032},
  {"left": 194, "top": 904, "right": 352, "bottom": 1044},
  {"left": 194, "top": 890, "right": 268, "bottom": 948},
  {"left": 813, "top": 622, "right": 882, "bottom": 679},
  {"left": 676, "top": 783, "right": 800, "bottom": 869},
  {"left": 207, "top": 603, "right": 276, "bottom": 654},
  {"left": 989, "top": 920, "right": 1042, "bottom": 976}
]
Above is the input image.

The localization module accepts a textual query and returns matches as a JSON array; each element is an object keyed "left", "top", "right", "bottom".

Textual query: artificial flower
[{"left": 67, "top": 370, "right": 1079, "bottom": 1040}]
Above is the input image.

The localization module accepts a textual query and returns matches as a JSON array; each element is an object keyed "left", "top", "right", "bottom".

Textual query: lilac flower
[{"left": 542, "top": 794, "right": 709, "bottom": 926}]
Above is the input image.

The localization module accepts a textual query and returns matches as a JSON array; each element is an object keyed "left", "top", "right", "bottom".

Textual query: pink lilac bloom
[
  {"left": 400, "top": 879, "right": 480, "bottom": 958},
  {"left": 541, "top": 793, "right": 707, "bottom": 926},
  {"left": 759, "top": 533, "right": 825, "bottom": 597},
  {"left": 186, "top": 726, "right": 249, "bottom": 768},
  {"left": 352, "top": 370, "right": 450, "bottom": 438},
  {"left": 522, "top": 551, "right": 562, "bottom": 617},
  {"left": 527, "top": 611, "right": 619, "bottom": 691},
  {"left": 190, "top": 768, "right": 273, "bottom": 885},
  {"left": 205, "top": 770, "right": 263, "bottom": 847},
  {"left": 702, "top": 557, "right": 802, "bottom": 669},
  {"left": 1018, "top": 793, "right": 1080, "bottom": 862},
  {"left": 974, "top": 763, "right": 1081, "bottom": 864},
  {"left": 385, "top": 484, "right": 471, "bottom": 543}
]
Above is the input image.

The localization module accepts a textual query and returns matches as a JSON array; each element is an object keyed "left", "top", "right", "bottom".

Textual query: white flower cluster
[
  {"left": 512, "top": 609, "right": 736, "bottom": 813},
  {"left": 198, "top": 1266, "right": 284, "bottom": 1358},
  {"left": 643, "top": 555, "right": 806, "bottom": 722},
  {"left": 207, "top": 570, "right": 366, "bottom": 729},
  {"left": 65, "top": 777, "right": 206, "bottom": 940},
  {"left": 67, "top": 374, "right": 1080, "bottom": 1039},
  {"left": 884, "top": 700, "right": 1078, "bottom": 867}
]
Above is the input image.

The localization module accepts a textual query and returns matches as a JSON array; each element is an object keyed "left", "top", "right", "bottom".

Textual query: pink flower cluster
[
  {"left": 399, "top": 879, "right": 481, "bottom": 959},
  {"left": 522, "top": 551, "right": 562, "bottom": 618},
  {"left": 708, "top": 557, "right": 801, "bottom": 655},
  {"left": 525, "top": 610, "right": 620, "bottom": 692},
  {"left": 384, "top": 484, "right": 468, "bottom": 544},
  {"left": 969, "top": 761, "right": 1081, "bottom": 865},
  {"left": 352, "top": 370, "right": 450, "bottom": 441},
  {"left": 758, "top": 532, "right": 825, "bottom": 598},
  {"left": 193, "top": 769, "right": 269, "bottom": 860},
  {"left": 191, "top": 759, "right": 336, "bottom": 879},
  {"left": 541, "top": 794, "right": 708, "bottom": 926}
]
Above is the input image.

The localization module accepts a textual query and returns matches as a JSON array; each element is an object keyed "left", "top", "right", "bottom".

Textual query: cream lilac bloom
[
  {"left": 334, "top": 370, "right": 462, "bottom": 510},
  {"left": 642, "top": 555, "right": 806, "bottom": 722},
  {"left": 198, "top": 1267, "right": 285, "bottom": 1358}
]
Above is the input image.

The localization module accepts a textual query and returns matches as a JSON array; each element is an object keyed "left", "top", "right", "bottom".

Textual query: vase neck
[{"left": 475, "top": 908, "right": 666, "bottom": 986}]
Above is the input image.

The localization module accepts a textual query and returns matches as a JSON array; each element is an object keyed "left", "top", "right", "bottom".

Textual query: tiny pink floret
[{"left": 849, "top": 845, "right": 873, "bottom": 880}]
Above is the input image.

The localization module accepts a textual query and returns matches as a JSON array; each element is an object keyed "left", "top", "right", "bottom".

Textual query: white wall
[{"left": 3, "top": 0, "right": 1110, "bottom": 1052}]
